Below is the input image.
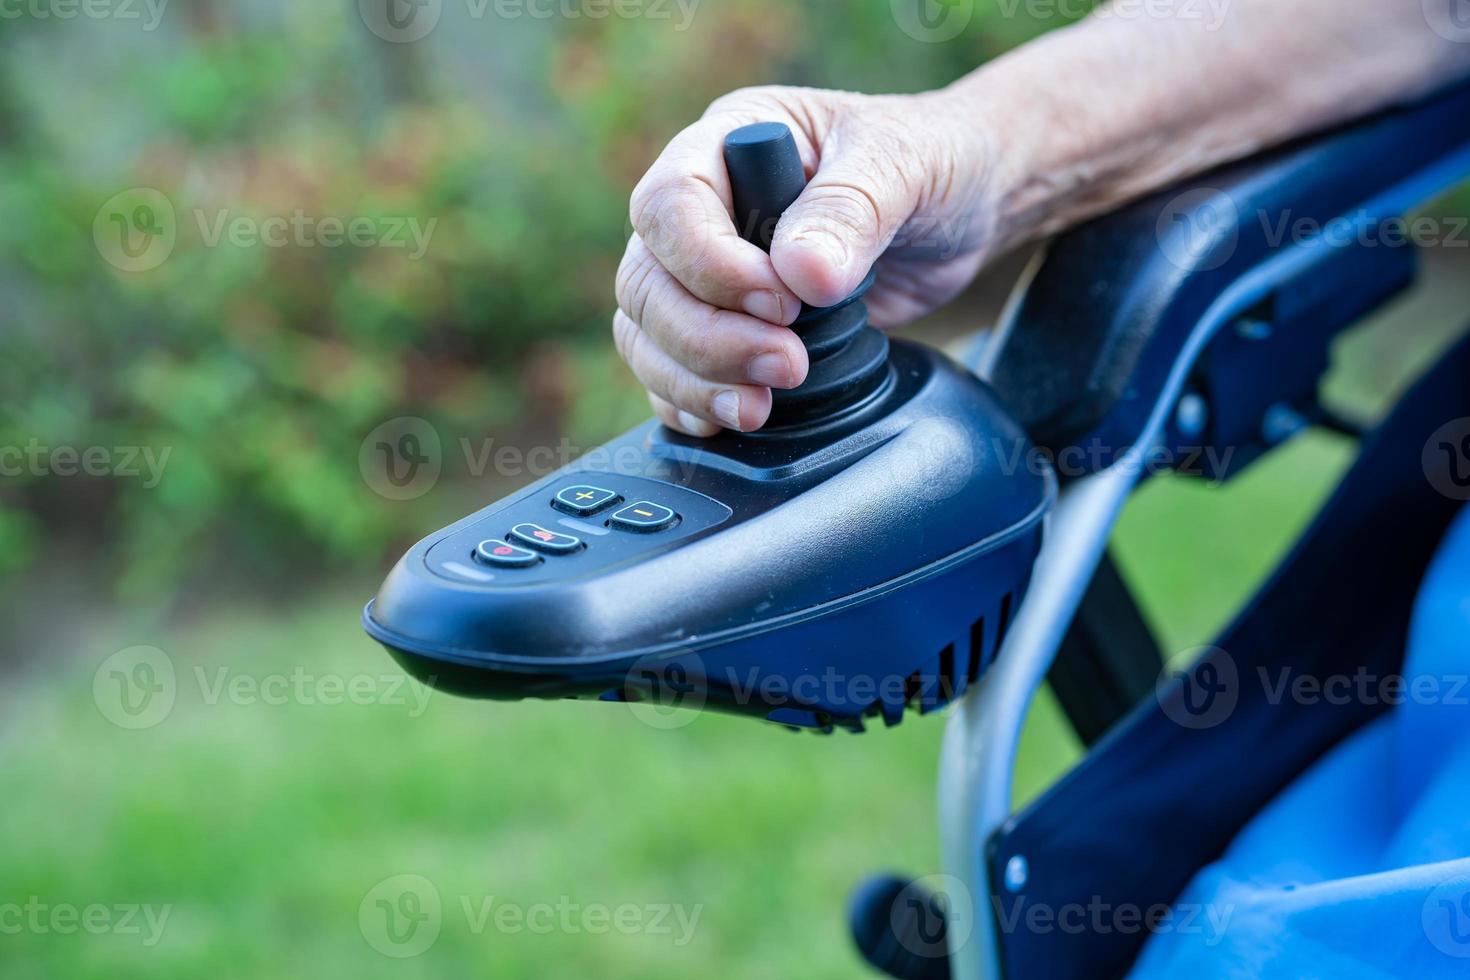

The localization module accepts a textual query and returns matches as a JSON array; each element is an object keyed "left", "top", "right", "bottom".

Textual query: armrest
[{"left": 987, "top": 79, "right": 1470, "bottom": 470}]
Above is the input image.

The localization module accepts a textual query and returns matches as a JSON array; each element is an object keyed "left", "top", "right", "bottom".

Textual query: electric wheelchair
[{"left": 366, "top": 78, "right": 1470, "bottom": 979}]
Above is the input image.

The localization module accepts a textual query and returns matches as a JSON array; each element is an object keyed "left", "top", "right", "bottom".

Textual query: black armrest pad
[{"left": 989, "top": 79, "right": 1470, "bottom": 454}]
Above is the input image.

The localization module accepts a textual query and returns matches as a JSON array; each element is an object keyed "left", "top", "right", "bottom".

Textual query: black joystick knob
[{"left": 723, "top": 123, "right": 891, "bottom": 429}]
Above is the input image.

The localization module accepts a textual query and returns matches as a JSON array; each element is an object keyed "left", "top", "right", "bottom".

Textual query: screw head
[
  {"left": 1175, "top": 393, "right": 1209, "bottom": 440},
  {"left": 1004, "top": 855, "right": 1029, "bottom": 893}
]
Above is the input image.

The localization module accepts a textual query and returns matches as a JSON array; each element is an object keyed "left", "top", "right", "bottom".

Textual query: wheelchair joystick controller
[
  {"left": 722, "top": 123, "right": 891, "bottom": 430},
  {"left": 363, "top": 122, "right": 1053, "bottom": 734}
]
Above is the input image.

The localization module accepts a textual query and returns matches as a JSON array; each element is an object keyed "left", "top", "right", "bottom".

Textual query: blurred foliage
[{"left": 0, "top": 0, "right": 1071, "bottom": 596}]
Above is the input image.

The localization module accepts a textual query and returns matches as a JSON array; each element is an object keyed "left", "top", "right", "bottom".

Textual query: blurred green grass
[
  {"left": 2, "top": 5, "right": 1466, "bottom": 977},
  {"left": 0, "top": 430, "right": 1354, "bottom": 979},
  {"left": 3, "top": 233, "right": 1459, "bottom": 980}
]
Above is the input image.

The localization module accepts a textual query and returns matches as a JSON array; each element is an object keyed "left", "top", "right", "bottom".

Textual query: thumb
[{"left": 769, "top": 134, "right": 921, "bottom": 308}]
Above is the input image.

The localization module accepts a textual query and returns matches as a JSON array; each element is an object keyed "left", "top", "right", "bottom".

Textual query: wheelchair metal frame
[{"left": 937, "top": 142, "right": 1470, "bottom": 980}]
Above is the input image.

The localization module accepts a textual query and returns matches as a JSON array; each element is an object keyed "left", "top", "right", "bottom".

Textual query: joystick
[
  {"left": 363, "top": 123, "right": 1053, "bottom": 733},
  {"left": 722, "top": 123, "right": 890, "bottom": 428}
]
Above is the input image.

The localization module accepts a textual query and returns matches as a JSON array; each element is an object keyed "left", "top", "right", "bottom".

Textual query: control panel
[
  {"left": 363, "top": 121, "right": 1053, "bottom": 732},
  {"left": 425, "top": 474, "right": 732, "bottom": 587}
]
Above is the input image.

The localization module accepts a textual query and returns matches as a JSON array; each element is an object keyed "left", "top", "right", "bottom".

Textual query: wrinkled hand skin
[
  {"left": 614, "top": 86, "right": 991, "bottom": 437},
  {"left": 614, "top": 0, "right": 1470, "bottom": 437}
]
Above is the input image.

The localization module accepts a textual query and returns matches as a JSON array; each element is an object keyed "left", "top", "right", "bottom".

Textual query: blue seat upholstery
[{"left": 1131, "top": 504, "right": 1470, "bottom": 977}]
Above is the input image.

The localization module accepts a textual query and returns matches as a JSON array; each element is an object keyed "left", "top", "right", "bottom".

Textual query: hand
[
  {"left": 615, "top": 85, "right": 993, "bottom": 436},
  {"left": 615, "top": 2, "right": 1470, "bottom": 437}
]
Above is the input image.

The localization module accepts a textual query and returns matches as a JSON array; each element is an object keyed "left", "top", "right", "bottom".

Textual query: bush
[{"left": 0, "top": 2, "right": 1071, "bottom": 594}]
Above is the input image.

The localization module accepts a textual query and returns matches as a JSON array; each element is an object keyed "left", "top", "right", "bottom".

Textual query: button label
[
  {"left": 609, "top": 500, "right": 678, "bottom": 532},
  {"left": 509, "top": 523, "right": 583, "bottom": 554},
  {"left": 552, "top": 484, "right": 621, "bottom": 516}
]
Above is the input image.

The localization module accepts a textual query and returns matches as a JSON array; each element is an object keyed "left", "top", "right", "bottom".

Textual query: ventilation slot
[
  {"left": 937, "top": 642, "right": 958, "bottom": 702},
  {"left": 994, "top": 592, "right": 1014, "bottom": 655},
  {"left": 967, "top": 617, "right": 986, "bottom": 685},
  {"left": 903, "top": 669, "right": 924, "bottom": 706}
]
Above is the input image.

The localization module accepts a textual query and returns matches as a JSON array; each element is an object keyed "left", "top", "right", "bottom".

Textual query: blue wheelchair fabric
[{"left": 1129, "top": 504, "right": 1470, "bottom": 978}]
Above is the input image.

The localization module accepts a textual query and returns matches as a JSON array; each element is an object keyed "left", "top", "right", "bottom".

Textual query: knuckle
[
  {"left": 614, "top": 245, "right": 661, "bottom": 325},
  {"left": 680, "top": 240, "right": 737, "bottom": 293},
  {"left": 640, "top": 174, "right": 711, "bottom": 259},
  {"left": 706, "top": 85, "right": 786, "bottom": 118},
  {"left": 864, "top": 125, "right": 919, "bottom": 183},
  {"left": 648, "top": 395, "right": 680, "bottom": 429},
  {"left": 706, "top": 86, "right": 846, "bottom": 149},
  {"left": 677, "top": 314, "right": 725, "bottom": 377},
  {"left": 613, "top": 248, "right": 636, "bottom": 313},
  {"left": 620, "top": 323, "right": 682, "bottom": 405},
  {"left": 627, "top": 170, "right": 664, "bottom": 237},
  {"left": 806, "top": 183, "right": 885, "bottom": 245},
  {"left": 672, "top": 373, "right": 708, "bottom": 417},
  {"left": 613, "top": 315, "right": 660, "bottom": 400},
  {"left": 610, "top": 312, "right": 638, "bottom": 365}
]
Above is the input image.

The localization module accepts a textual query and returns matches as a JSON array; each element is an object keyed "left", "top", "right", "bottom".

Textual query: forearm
[
  {"left": 614, "top": 0, "right": 1470, "bottom": 434},
  {"left": 947, "top": 0, "right": 1470, "bottom": 255}
]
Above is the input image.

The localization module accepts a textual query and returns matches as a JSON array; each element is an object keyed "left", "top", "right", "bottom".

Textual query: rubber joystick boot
[{"left": 723, "top": 123, "right": 891, "bottom": 430}]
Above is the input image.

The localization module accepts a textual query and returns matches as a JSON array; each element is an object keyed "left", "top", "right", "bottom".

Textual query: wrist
[
  {"left": 936, "top": 22, "right": 1152, "bottom": 259},
  {"left": 940, "top": 13, "right": 1288, "bottom": 258},
  {"left": 875, "top": 86, "right": 1014, "bottom": 263}
]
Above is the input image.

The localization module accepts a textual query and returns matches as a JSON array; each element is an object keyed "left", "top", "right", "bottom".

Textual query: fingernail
[
  {"left": 747, "top": 351, "right": 793, "bottom": 388},
  {"left": 712, "top": 390, "right": 742, "bottom": 430},
  {"left": 741, "top": 289, "right": 786, "bottom": 324}
]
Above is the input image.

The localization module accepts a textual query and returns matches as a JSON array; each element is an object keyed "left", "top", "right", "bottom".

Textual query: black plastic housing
[
  {"left": 976, "top": 78, "right": 1470, "bottom": 980},
  {"left": 364, "top": 341, "right": 1052, "bottom": 732},
  {"left": 989, "top": 79, "right": 1470, "bottom": 476}
]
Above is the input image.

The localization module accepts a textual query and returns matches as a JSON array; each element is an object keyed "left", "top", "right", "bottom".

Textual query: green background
[{"left": 2, "top": 1, "right": 1468, "bottom": 976}]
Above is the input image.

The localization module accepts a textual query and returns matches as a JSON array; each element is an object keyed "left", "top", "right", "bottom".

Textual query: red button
[{"left": 473, "top": 538, "right": 540, "bottom": 568}]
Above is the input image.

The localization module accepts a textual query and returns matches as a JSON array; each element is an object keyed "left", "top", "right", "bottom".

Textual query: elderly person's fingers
[
  {"left": 612, "top": 310, "right": 774, "bottom": 433},
  {"left": 616, "top": 235, "right": 808, "bottom": 389}
]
